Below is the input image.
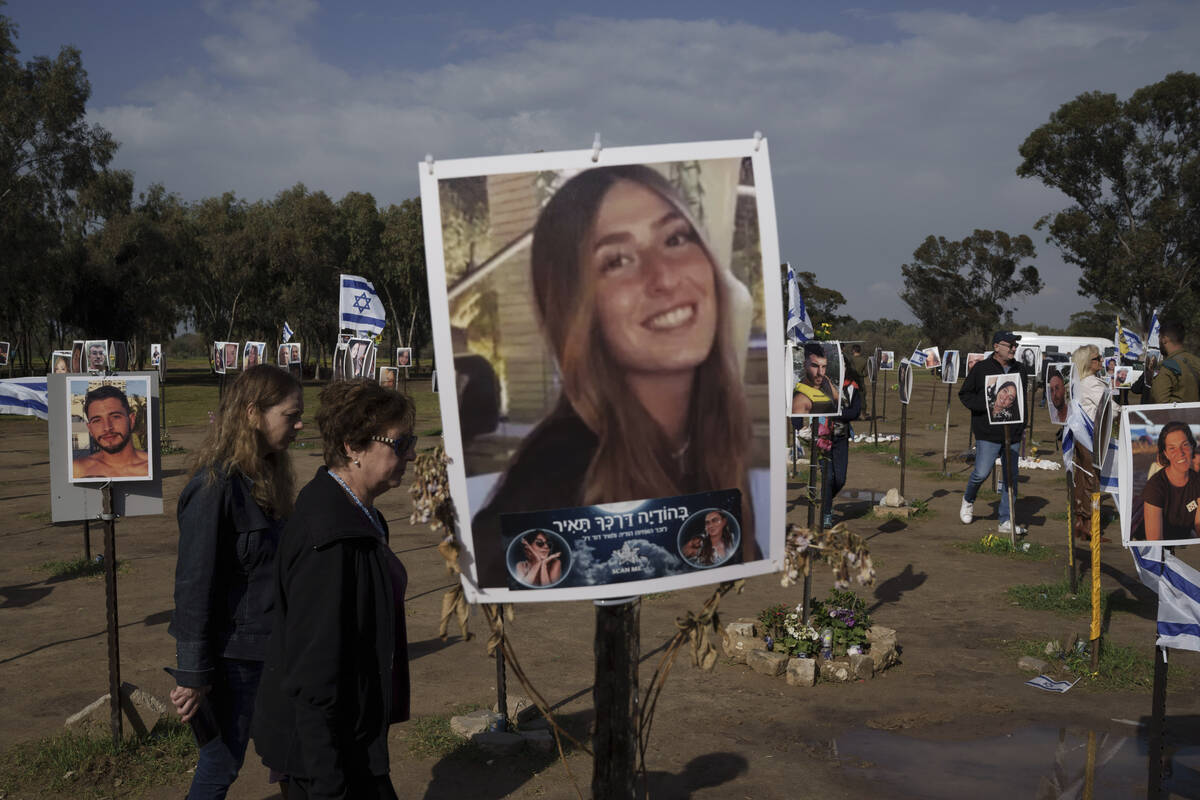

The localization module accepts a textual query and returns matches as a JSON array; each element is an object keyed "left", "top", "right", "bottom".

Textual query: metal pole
[
  {"left": 870, "top": 378, "right": 878, "bottom": 440},
  {"left": 801, "top": 439, "right": 817, "bottom": 624},
  {"left": 881, "top": 376, "right": 887, "bottom": 421},
  {"left": 495, "top": 636, "right": 508, "bottom": 732},
  {"left": 83, "top": 520, "right": 92, "bottom": 561},
  {"left": 1089, "top": 492, "right": 1102, "bottom": 672},
  {"left": 1026, "top": 374, "right": 1036, "bottom": 457},
  {"left": 942, "top": 385, "right": 952, "bottom": 474},
  {"left": 1148, "top": 644, "right": 1168, "bottom": 798},
  {"left": 593, "top": 598, "right": 639, "bottom": 800},
  {"left": 1066, "top": 468, "right": 1077, "bottom": 594},
  {"left": 899, "top": 402, "right": 908, "bottom": 501},
  {"left": 101, "top": 485, "right": 123, "bottom": 745}
]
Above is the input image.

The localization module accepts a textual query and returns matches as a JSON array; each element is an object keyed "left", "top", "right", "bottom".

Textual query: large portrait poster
[
  {"left": 984, "top": 373, "right": 1024, "bottom": 425},
  {"left": 1119, "top": 403, "right": 1200, "bottom": 547},
  {"left": 66, "top": 376, "right": 154, "bottom": 483},
  {"left": 419, "top": 138, "right": 784, "bottom": 602}
]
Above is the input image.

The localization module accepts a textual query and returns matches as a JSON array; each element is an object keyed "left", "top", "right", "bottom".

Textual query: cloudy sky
[{"left": 8, "top": 0, "right": 1199, "bottom": 326}]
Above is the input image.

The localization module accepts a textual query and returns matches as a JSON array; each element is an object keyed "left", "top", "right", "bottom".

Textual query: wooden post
[
  {"left": 1026, "top": 373, "right": 1037, "bottom": 456},
  {"left": 1089, "top": 492, "right": 1102, "bottom": 672},
  {"left": 870, "top": 378, "right": 878, "bottom": 440},
  {"left": 101, "top": 485, "right": 123, "bottom": 745},
  {"left": 881, "top": 376, "right": 888, "bottom": 421},
  {"left": 941, "top": 385, "right": 952, "bottom": 474},
  {"left": 1003, "top": 426, "right": 1017, "bottom": 545},
  {"left": 801, "top": 437, "right": 817, "bottom": 623},
  {"left": 899, "top": 401, "right": 908, "bottom": 500},
  {"left": 495, "top": 638, "right": 508, "bottom": 732},
  {"left": 593, "top": 598, "right": 639, "bottom": 800},
  {"left": 1084, "top": 729, "right": 1098, "bottom": 800},
  {"left": 83, "top": 520, "right": 92, "bottom": 562},
  {"left": 929, "top": 373, "right": 937, "bottom": 413},
  {"left": 1066, "top": 469, "right": 1077, "bottom": 594},
  {"left": 1148, "top": 644, "right": 1168, "bottom": 798}
]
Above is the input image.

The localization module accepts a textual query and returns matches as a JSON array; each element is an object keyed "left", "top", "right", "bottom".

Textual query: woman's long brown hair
[
  {"left": 531, "top": 165, "right": 753, "bottom": 529},
  {"left": 190, "top": 365, "right": 302, "bottom": 518}
]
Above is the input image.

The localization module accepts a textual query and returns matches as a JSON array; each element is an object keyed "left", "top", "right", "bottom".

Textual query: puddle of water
[
  {"left": 841, "top": 488, "right": 889, "bottom": 504},
  {"left": 835, "top": 725, "right": 1200, "bottom": 799}
]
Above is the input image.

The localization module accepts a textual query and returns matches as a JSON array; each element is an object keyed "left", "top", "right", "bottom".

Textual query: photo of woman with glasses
[{"left": 509, "top": 530, "right": 566, "bottom": 587}]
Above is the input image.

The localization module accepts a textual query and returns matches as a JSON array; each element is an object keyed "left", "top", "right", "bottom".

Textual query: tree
[
  {"left": 1017, "top": 72, "right": 1200, "bottom": 331},
  {"left": 779, "top": 268, "right": 850, "bottom": 337},
  {"left": 900, "top": 230, "right": 1042, "bottom": 348},
  {"left": 0, "top": 8, "right": 119, "bottom": 370},
  {"left": 378, "top": 199, "right": 430, "bottom": 360}
]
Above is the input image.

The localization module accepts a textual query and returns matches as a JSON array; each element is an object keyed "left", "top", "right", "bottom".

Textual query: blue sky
[{"left": 7, "top": 0, "right": 1199, "bottom": 327}]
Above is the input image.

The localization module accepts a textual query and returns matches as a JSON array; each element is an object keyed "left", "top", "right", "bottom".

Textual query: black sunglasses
[{"left": 371, "top": 433, "right": 417, "bottom": 457}]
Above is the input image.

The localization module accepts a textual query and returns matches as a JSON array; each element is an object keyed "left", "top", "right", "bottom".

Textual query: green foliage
[
  {"left": 957, "top": 534, "right": 1054, "bottom": 560},
  {"left": 756, "top": 603, "right": 821, "bottom": 658},
  {"left": 403, "top": 706, "right": 485, "bottom": 759},
  {"left": 833, "top": 318, "right": 924, "bottom": 359},
  {"left": 1007, "top": 578, "right": 1106, "bottom": 614},
  {"left": 810, "top": 589, "right": 873, "bottom": 656},
  {"left": 900, "top": 230, "right": 1042, "bottom": 350},
  {"left": 0, "top": 719, "right": 195, "bottom": 797},
  {"left": 1017, "top": 72, "right": 1200, "bottom": 333},
  {"left": 1011, "top": 639, "right": 1172, "bottom": 692},
  {"left": 34, "top": 557, "right": 127, "bottom": 580}
]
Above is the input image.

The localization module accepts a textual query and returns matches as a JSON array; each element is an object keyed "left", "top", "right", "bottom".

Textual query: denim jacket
[{"left": 169, "top": 467, "right": 283, "bottom": 688}]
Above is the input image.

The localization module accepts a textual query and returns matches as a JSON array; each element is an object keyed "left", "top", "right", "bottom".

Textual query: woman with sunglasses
[
  {"left": 1069, "top": 344, "right": 1112, "bottom": 541},
  {"left": 253, "top": 380, "right": 416, "bottom": 799},
  {"left": 515, "top": 531, "right": 563, "bottom": 586}
]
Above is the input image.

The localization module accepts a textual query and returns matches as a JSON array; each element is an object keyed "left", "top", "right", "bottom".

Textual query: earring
[{"left": 354, "top": 458, "right": 361, "bottom": 467}]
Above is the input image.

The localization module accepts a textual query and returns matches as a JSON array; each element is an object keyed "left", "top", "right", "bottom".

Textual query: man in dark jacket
[
  {"left": 821, "top": 367, "right": 864, "bottom": 528},
  {"left": 958, "top": 331, "right": 1030, "bottom": 535}
]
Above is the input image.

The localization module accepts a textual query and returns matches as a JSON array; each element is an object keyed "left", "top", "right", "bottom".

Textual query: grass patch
[
  {"left": 908, "top": 498, "right": 931, "bottom": 519},
  {"left": 924, "top": 470, "right": 963, "bottom": 481},
  {"left": 18, "top": 510, "right": 51, "bottom": 521},
  {"left": 0, "top": 719, "right": 195, "bottom": 798},
  {"left": 34, "top": 557, "right": 128, "bottom": 581},
  {"left": 1007, "top": 578, "right": 1103, "bottom": 615},
  {"left": 957, "top": 534, "right": 1055, "bottom": 561},
  {"left": 1046, "top": 510, "right": 1069, "bottom": 521},
  {"left": 856, "top": 442, "right": 898, "bottom": 455},
  {"left": 1010, "top": 639, "right": 1170, "bottom": 692},
  {"left": 402, "top": 704, "right": 486, "bottom": 759}
]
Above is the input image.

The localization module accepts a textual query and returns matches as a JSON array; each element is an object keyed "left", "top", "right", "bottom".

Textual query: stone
[
  {"left": 880, "top": 488, "right": 905, "bottom": 508},
  {"left": 725, "top": 621, "right": 757, "bottom": 639},
  {"left": 867, "top": 626, "right": 900, "bottom": 671},
  {"left": 65, "top": 682, "right": 169, "bottom": 739},
  {"left": 870, "top": 644, "right": 899, "bottom": 672},
  {"left": 1018, "top": 655, "right": 1050, "bottom": 673},
  {"left": 722, "top": 628, "right": 767, "bottom": 665},
  {"left": 849, "top": 653, "right": 875, "bottom": 680},
  {"left": 819, "top": 659, "right": 853, "bottom": 682},
  {"left": 518, "top": 729, "right": 555, "bottom": 753},
  {"left": 747, "top": 649, "right": 789, "bottom": 677},
  {"left": 471, "top": 731, "right": 524, "bottom": 756},
  {"left": 785, "top": 657, "right": 817, "bottom": 687},
  {"left": 1044, "top": 640, "right": 1062, "bottom": 657},
  {"left": 450, "top": 709, "right": 502, "bottom": 738},
  {"left": 491, "top": 693, "right": 541, "bottom": 724}
]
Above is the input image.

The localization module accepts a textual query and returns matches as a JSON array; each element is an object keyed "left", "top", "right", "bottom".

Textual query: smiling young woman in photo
[
  {"left": 1140, "top": 422, "right": 1200, "bottom": 541},
  {"left": 470, "top": 165, "right": 754, "bottom": 588}
]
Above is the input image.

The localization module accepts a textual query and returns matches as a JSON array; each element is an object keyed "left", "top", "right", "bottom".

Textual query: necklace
[{"left": 328, "top": 469, "right": 385, "bottom": 537}]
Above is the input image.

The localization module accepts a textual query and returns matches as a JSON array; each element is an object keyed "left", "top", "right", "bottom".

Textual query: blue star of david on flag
[{"left": 339, "top": 274, "right": 386, "bottom": 337}]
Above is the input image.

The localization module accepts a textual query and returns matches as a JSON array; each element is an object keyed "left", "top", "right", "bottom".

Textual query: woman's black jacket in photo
[
  {"left": 169, "top": 467, "right": 282, "bottom": 688},
  {"left": 252, "top": 467, "right": 409, "bottom": 799},
  {"left": 958, "top": 355, "right": 1030, "bottom": 444}
]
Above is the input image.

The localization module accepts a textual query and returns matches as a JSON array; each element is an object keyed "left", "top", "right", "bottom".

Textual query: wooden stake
[
  {"left": 1089, "top": 492, "right": 1101, "bottom": 672},
  {"left": 101, "top": 485, "right": 123, "bottom": 745},
  {"left": 1066, "top": 469, "right": 1077, "bottom": 594},
  {"left": 593, "top": 598, "right": 639, "bottom": 800},
  {"left": 899, "top": 401, "right": 908, "bottom": 500},
  {"left": 870, "top": 377, "right": 878, "bottom": 440},
  {"left": 1148, "top": 644, "right": 1168, "bottom": 797},
  {"left": 801, "top": 437, "right": 817, "bottom": 623},
  {"left": 941, "top": 384, "right": 951, "bottom": 474}
]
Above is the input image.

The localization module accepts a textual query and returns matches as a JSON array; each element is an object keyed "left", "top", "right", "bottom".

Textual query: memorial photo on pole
[
  {"left": 984, "top": 373, "right": 1024, "bottom": 425},
  {"left": 1016, "top": 344, "right": 1041, "bottom": 377},
  {"left": 898, "top": 360, "right": 913, "bottom": 404},
  {"left": 347, "top": 337, "right": 372, "bottom": 379},
  {"left": 878, "top": 350, "right": 894, "bottom": 370},
  {"left": 966, "top": 351, "right": 986, "bottom": 373},
  {"left": 276, "top": 343, "right": 289, "bottom": 367},
  {"left": 420, "top": 138, "right": 784, "bottom": 602},
  {"left": 942, "top": 350, "right": 960, "bottom": 384},
  {"left": 791, "top": 340, "right": 844, "bottom": 419},
  {"left": 1119, "top": 403, "right": 1200, "bottom": 547},
  {"left": 243, "top": 341, "right": 266, "bottom": 369},
  {"left": 1045, "top": 363, "right": 1071, "bottom": 425},
  {"left": 71, "top": 340, "right": 84, "bottom": 372},
  {"left": 51, "top": 350, "right": 71, "bottom": 374},
  {"left": 396, "top": 347, "right": 413, "bottom": 368},
  {"left": 66, "top": 376, "right": 154, "bottom": 483},
  {"left": 222, "top": 341, "right": 239, "bottom": 372},
  {"left": 378, "top": 366, "right": 399, "bottom": 389},
  {"left": 85, "top": 340, "right": 109, "bottom": 372},
  {"left": 211, "top": 342, "right": 226, "bottom": 375}
]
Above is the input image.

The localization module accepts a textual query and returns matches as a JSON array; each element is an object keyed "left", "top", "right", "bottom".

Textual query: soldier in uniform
[{"left": 1150, "top": 321, "right": 1200, "bottom": 404}]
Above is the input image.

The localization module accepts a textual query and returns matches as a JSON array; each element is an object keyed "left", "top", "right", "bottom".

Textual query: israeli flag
[
  {"left": 908, "top": 347, "right": 929, "bottom": 368},
  {"left": 1147, "top": 308, "right": 1162, "bottom": 350},
  {"left": 1131, "top": 546, "right": 1200, "bottom": 652},
  {"left": 1062, "top": 395, "right": 1119, "bottom": 497},
  {"left": 282, "top": 322, "right": 294, "bottom": 344},
  {"left": 339, "top": 274, "right": 386, "bottom": 337},
  {"left": 785, "top": 263, "right": 814, "bottom": 344},
  {"left": 0, "top": 377, "right": 48, "bottom": 420},
  {"left": 1115, "top": 318, "right": 1144, "bottom": 359}
]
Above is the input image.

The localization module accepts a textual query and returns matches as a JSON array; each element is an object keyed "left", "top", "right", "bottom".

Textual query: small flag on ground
[
  {"left": 339, "top": 274, "right": 386, "bottom": 338},
  {"left": 1025, "top": 675, "right": 1079, "bottom": 693}
]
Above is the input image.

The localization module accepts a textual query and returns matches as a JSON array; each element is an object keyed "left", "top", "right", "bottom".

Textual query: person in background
[
  {"left": 1150, "top": 321, "right": 1200, "bottom": 404},
  {"left": 1069, "top": 345, "right": 1108, "bottom": 541},
  {"left": 958, "top": 331, "right": 1030, "bottom": 536},
  {"left": 169, "top": 365, "right": 304, "bottom": 799},
  {"left": 819, "top": 362, "right": 863, "bottom": 528},
  {"left": 846, "top": 343, "right": 870, "bottom": 416}
]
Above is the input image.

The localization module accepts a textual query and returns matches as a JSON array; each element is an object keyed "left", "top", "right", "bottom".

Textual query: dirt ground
[{"left": 1, "top": 371, "right": 1197, "bottom": 799}]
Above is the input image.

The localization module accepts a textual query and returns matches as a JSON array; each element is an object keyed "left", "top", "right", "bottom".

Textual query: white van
[{"left": 1012, "top": 331, "right": 1114, "bottom": 358}]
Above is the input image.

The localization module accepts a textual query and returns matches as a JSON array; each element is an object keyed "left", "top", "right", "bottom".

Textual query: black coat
[
  {"left": 958, "top": 354, "right": 1029, "bottom": 443},
  {"left": 252, "top": 467, "right": 409, "bottom": 799},
  {"left": 169, "top": 468, "right": 283, "bottom": 687}
]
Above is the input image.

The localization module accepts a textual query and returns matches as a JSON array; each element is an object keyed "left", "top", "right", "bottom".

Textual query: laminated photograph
[
  {"left": 965, "top": 351, "right": 987, "bottom": 374},
  {"left": 1045, "top": 363, "right": 1071, "bottom": 425},
  {"left": 790, "top": 340, "right": 844, "bottom": 419},
  {"left": 66, "top": 376, "right": 154, "bottom": 483},
  {"left": 50, "top": 350, "right": 72, "bottom": 375},
  {"left": 898, "top": 360, "right": 913, "bottom": 404},
  {"left": 1016, "top": 344, "right": 1041, "bottom": 377},
  {"left": 84, "top": 340, "right": 109, "bottom": 373},
  {"left": 378, "top": 366, "right": 399, "bottom": 390},
  {"left": 1119, "top": 403, "right": 1200, "bottom": 547},
  {"left": 984, "top": 373, "right": 1024, "bottom": 425},
  {"left": 243, "top": 341, "right": 266, "bottom": 369},
  {"left": 878, "top": 350, "right": 895, "bottom": 370},
  {"left": 419, "top": 137, "right": 784, "bottom": 602},
  {"left": 941, "top": 350, "right": 960, "bottom": 384}
]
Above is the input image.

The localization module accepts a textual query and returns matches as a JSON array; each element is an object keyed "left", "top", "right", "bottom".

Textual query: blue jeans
[
  {"left": 963, "top": 438, "right": 1021, "bottom": 523},
  {"left": 187, "top": 659, "right": 263, "bottom": 800}
]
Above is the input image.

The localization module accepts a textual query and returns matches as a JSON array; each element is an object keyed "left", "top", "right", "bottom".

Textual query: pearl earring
[{"left": 354, "top": 458, "right": 361, "bottom": 467}]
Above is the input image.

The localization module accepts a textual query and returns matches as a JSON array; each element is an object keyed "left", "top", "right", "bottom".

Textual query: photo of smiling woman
[
  {"left": 437, "top": 156, "right": 770, "bottom": 594},
  {"left": 1122, "top": 405, "right": 1200, "bottom": 546}
]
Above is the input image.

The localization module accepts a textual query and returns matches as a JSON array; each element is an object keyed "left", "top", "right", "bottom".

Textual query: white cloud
[{"left": 90, "top": 2, "right": 1200, "bottom": 326}]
